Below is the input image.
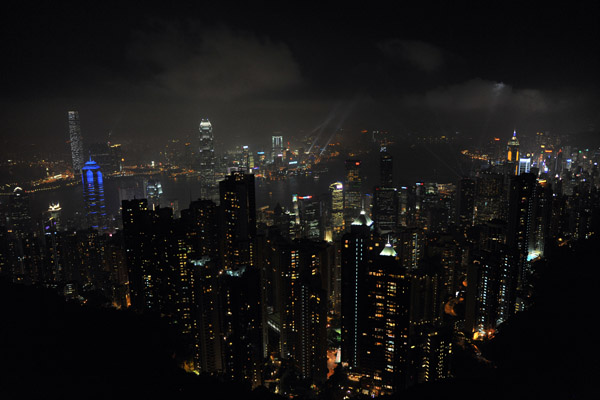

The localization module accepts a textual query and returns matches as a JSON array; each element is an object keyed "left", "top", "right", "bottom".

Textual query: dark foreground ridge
[
  {"left": 392, "top": 236, "right": 598, "bottom": 400},
  {"left": 1, "top": 235, "right": 597, "bottom": 399},
  {"left": 0, "top": 279, "right": 281, "bottom": 400}
]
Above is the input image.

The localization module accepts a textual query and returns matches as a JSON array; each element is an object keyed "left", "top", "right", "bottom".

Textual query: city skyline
[
  {"left": 1, "top": 3, "right": 599, "bottom": 399},
  {"left": 1, "top": 127, "right": 599, "bottom": 397}
]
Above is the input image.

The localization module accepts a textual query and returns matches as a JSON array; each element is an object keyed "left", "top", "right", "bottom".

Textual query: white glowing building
[
  {"left": 68, "top": 111, "right": 85, "bottom": 173},
  {"left": 198, "top": 119, "right": 216, "bottom": 198}
]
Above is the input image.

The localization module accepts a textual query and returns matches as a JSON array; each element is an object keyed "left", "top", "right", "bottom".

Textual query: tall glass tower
[
  {"left": 82, "top": 158, "right": 107, "bottom": 232},
  {"left": 68, "top": 111, "right": 85, "bottom": 173},
  {"left": 507, "top": 130, "right": 520, "bottom": 175},
  {"left": 271, "top": 135, "right": 283, "bottom": 162},
  {"left": 379, "top": 146, "right": 393, "bottom": 187},
  {"left": 329, "top": 182, "right": 344, "bottom": 236},
  {"left": 343, "top": 159, "right": 362, "bottom": 230},
  {"left": 198, "top": 119, "right": 216, "bottom": 198}
]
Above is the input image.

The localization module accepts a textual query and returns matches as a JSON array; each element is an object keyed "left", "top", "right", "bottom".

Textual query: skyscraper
[
  {"left": 362, "top": 241, "right": 411, "bottom": 394},
  {"left": 518, "top": 158, "right": 531, "bottom": 175},
  {"left": 47, "top": 202, "right": 62, "bottom": 231},
  {"left": 463, "top": 219, "right": 516, "bottom": 335},
  {"left": 219, "top": 266, "right": 263, "bottom": 387},
  {"left": 198, "top": 119, "right": 216, "bottom": 198},
  {"left": 219, "top": 170, "right": 257, "bottom": 269},
  {"left": 373, "top": 187, "right": 398, "bottom": 234},
  {"left": 241, "top": 145, "right": 251, "bottom": 172},
  {"left": 68, "top": 111, "right": 85, "bottom": 173},
  {"left": 380, "top": 147, "right": 393, "bottom": 187},
  {"left": 8, "top": 187, "right": 32, "bottom": 236},
  {"left": 473, "top": 171, "right": 505, "bottom": 224},
  {"left": 341, "top": 212, "right": 374, "bottom": 370},
  {"left": 272, "top": 135, "right": 283, "bottom": 162},
  {"left": 457, "top": 178, "right": 475, "bottom": 227},
  {"left": 294, "top": 195, "right": 321, "bottom": 240},
  {"left": 269, "top": 238, "right": 329, "bottom": 385},
  {"left": 189, "top": 257, "right": 223, "bottom": 374},
  {"left": 344, "top": 159, "right": 363, "bottom": 230},
  {"left": 507, "top": 131, "right": 520, "bottom": 175},
  {"left": 82, "top": 159, "right": 107, "bottom": 232},
  {"left": 181, "top": 199, "right": 219, "bottom": 261},
  {"left": 145, "top": 179, "right": 163, "bottom": 210},
  {"left": 329, "top": 182, "right": 344, "bottom": 236},
  {"left": 507, "top": 172, "right": 536, "bottom": 312}
]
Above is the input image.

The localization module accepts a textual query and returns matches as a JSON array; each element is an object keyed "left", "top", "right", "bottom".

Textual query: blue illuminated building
[{"left": 82, "top": 158, "right": 107, "bottom": 232}]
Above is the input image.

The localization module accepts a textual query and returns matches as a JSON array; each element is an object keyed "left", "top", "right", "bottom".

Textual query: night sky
[{"left": 1, "top": 1, "right": 599, "bottom": 151}]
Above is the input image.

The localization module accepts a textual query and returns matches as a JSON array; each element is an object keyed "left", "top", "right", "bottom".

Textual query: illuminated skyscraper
[
  {"left": 466, "top": 251, "right": 504, "bottom": 335},
  {"left": 68, "top": 111, "right": 85, "bottom": 173},
  {"left": 363, "top": 241, "right": 411, "bottom": 394},
  {"left": 272, "top": 135, "right": 283, "bottom": 162},
  {"left": 47, "top": 202, "right": 62, "bottom": 231},
  {"left": 507, "top": 172, "right": 537, "bottom": 312},
  {"left": 380, "top": 147, "right": 393, "bottom": 187},
  {"left": 43, "top": 204, "right": 62, "bottom": 283},
  {"left": 507, "top": 131, "right": 520, "bottom": 162},
  {"left": 198, "top": 119, "right": 216, "bottom": 198},
  {"left": 219, "top": 266, "right": 263, "bottom": 387},
  {"left": 269, "top": 238, "right": 329, "bottom": 385},
  {"left": 373, "top": 187, "right": 398, "bottom": 234},
  {"left": 189, "top": 257, "right": 223, "bottom": 373},
  {"left": 241, "top": 145, "right": 251, "bottom": 172},
  {"left": 341, "top": 212, "right": 374, "bottom": 370},
  {"left": 329, "top": 182, "right": 344, "bottom": 236},
  {"left": 9, "top": 187, "right": 32, "bottom": 235},
  {"left": 145, "top": 179, "right": 163, "bottom": 210},
  {"left": 82, "top": 159, "right": 107, "bottom": 232},
  {"left": 417, "top": 329, "right": 453, "bottom": 384},
  {"left": 181, "top": 199, "right": 219, "bottom": 261},
  {"left": 518, "top": 158, "right": 531, "bottom": 175},
  {"left": 219, "top": 170, "right": 257, "bottom": 269},
  {"left": 342, "top": 230, "right": 411, "bottom": 394},
  {"left": 122, "top": 198, "right": 157, "bottom": 311},
  {"left": 507, "top": 131, "right": 520, "bottom": 175},
  {"left": 296, "top": 195, "right": 321, "bottom": 240},
  {"left": 397, "top": 227, "right": 424, "bottom": 271},
  {"left": 344, "top": 159, "right": 363, "bottom": 230}
]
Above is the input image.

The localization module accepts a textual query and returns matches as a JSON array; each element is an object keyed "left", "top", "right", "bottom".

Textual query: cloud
[
  {"left": 404, "top": 78, "right": 550, "bottom": 112},
  {"left": 378, "top": 39, "right": 445, "bottom": 72},
  {"left": 127, "top": 24, "right": 303, "bottom": 101}
]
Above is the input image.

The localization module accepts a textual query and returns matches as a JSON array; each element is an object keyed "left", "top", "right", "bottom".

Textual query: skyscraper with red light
[{"left": 343, "top": 159, "right": 363, "bottom": 230}]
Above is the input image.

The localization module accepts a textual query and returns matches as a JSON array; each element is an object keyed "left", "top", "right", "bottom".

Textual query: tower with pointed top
[
  {"left": 198, "top": 118, "right": 216, "bottom": 198},
  {"left": 379, "top": 237, "right": 397, "bottom": 257},
  {"left": 507, "top": 131, "right": 520, "bottom": 175},
  {"left": 363, "top": 237, "right": 410, "bottom": 394}
]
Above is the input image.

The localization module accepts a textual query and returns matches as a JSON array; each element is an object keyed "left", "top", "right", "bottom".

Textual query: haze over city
[{"left": 1, "top": 2, "right": 598, "bottom": 152}]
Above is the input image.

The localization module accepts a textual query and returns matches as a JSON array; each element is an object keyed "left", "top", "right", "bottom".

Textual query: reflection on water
[
  {"left": 26, "top": 145, "right": 466, "bottom": 221},
  {"left": 27, "top": 169, "right": 342, "bottom": 222}
]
